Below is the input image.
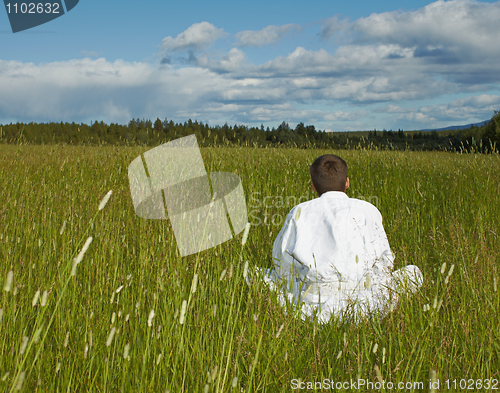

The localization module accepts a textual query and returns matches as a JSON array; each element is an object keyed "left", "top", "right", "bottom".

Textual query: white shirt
[{"left": 271, "top": 191, "right": 396, "bottom": 322}]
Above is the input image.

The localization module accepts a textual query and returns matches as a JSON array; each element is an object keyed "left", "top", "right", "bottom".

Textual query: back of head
[{"left": 310, "top": 155, "right": 348, "bottom": 196}]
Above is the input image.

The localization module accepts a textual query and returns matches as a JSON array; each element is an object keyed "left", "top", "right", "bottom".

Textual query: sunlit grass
[{"left": 0, "top": 143, "right": 499, "bottom": 391}]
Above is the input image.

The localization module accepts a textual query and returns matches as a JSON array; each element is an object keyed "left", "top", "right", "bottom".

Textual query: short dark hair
[{"left": 309, "top": 155, "right": 348, "bottom": 196}]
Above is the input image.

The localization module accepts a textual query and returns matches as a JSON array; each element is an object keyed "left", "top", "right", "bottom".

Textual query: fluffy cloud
[
  {"left": 0, "top": 58, "right": 230, "bottom": 124},
  {"left": 376, "top": 95, "right": 500, "bottom": 128},
  {"left": 323, "top": 0, "right": 500, "bottom": 65},
  {"left": 160, "top": 22, "right": 225, "bottom": 52},
  {"left": 417, "top": 95, "right": 500, "bottom": 122},
  {"left": 2, "top": 0, "right": 500, "bottom": 131},
  {"left": 197, "top": 48, "right": 247, "bottom": 73},
  {"left": 351, "top": 0, "right": 500, "bottom": 54},
  {"left": 235, "top": 24, "right": 301, "bottom": 47},
  {"left": 0, "top": 57, "right": 373, "bottom": 129}
]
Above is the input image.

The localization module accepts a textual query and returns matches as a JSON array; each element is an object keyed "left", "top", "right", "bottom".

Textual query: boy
[{"left": 260, "top": 154, "right": 422, "bottom": 323}]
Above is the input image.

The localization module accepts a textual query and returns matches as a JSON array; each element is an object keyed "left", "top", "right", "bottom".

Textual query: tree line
[{"left": 1, "top": 111, "right": 499, "bottom": 153}]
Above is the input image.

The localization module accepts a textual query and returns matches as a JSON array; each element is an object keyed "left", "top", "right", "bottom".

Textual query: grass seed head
[
  {"left": 374, "top": 364, "right": 383, "bottom": 384},
  {"left": 98, "top": 190, "right": 113, "bottom": 211},
  {"left": 191, "top": 273, "right": 198, "bottom": 294},
  {"left": 440, "top": 262, "right": 447, "bottom": 274},
  {"left": 211, "top": 365, "right": 218, "bottom": 382},
  {"left": 241, "top": 222, "right": 251, "bottom": 246},
  {"left": 106, "top": 327, "right": 116, "bottom": 347},
  {"left": 123, "top": 343, "right": 130, "bottom": 360},
  {"left": 4, "top": 270, "right": 13, "bottom": 292},
  {"left": 32, "top": 290, "right": 40, "bottom": 307},
  {"left": 148, "top": 309, "right": 155, "bottom": 327},
  {"left": 231, "top": 376, "right": 238, "bottom": 388},
  {"left": 276, "top": 323, "right": 284, "bottom": 338},
  {"left": 33, "top": 325, "right": 43, "bottom": 343},
  {"left": 243, "top": 260, "right": 249, "bottom": 280},
  {"left": 15, "top": 371, "right": 25, "bottom": 391},
  {"left": 430, "top": 369, "right": 438, "bottom": 392},
  {"left": 179, "top": 300, "right": 187, "bottom": 325},
  {"left": 19, "top": 336, "right": 29, "bottom": 355},
  {"left": 75, "top": 237, "right": 93, "bottom": 265},
  {"left": 59, "top": 220, "right": 66, "bottom": 235},
  {"left": 71, "top": 237, "right": 93, "bottom": 276},
  {"left": 447, "top": 264, "right": 455, "bottom": 278},
  {"left": 40, "top": 290, "right": 48, "bottom": 307}
]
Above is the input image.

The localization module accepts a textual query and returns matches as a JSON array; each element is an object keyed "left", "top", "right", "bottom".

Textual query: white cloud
[
  {"left": 0, "top": 58, "right": 231, "bottom": 124},
  {"left": 320, "top": 15, "right": 351, "bottom": 40},
  {"left": 376, "top": 95, "right": 500, "bottom": 129},
  {"left": 3, "top": 0, "right": 500, "bottom": 131},
  {"left": 323, "top": 0, "right": 500, "bottom": 65},
  {"left": 197, "top": 48, "right": 247, "bottom": 73},
  {"left": 418, "top": 95, "right": 500, "bottom": 122},
  {"left": 160, "top": 22, "right": 225, "bottom": 52},
  {"left": 376, "top": 105, "right": 413, "bottom": 114},
  {"left": 448, "top": 94, "right": 500, "bottom": 109},
  {"left": 351, "top": 0, "right": 500, "bottom": 54},
  {"left": 235, "top": 24, "right": 301, "bottom": 47}
]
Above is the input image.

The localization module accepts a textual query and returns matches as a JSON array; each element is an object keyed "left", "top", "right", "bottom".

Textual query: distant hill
[{"left": 420, "top": 120, "right": 490, "bottom": 132}]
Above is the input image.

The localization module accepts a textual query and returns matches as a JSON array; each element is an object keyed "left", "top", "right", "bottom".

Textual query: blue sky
[{"left": 1, "top": 0, "right": 500, "bottom": 131}]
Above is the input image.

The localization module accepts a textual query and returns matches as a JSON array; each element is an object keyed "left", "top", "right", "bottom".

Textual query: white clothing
[{"left": 258, "top": 191, "right": 422, "bottom": 323}]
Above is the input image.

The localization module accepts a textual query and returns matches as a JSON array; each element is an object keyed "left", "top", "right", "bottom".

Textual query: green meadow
[{"left": 0, "top": 143, "right": 499, "bottom": 392}]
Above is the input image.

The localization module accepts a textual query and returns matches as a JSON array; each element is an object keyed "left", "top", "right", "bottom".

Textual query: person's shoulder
[
  {"left": 284, "top": 197, "right": 318, "bottom": 219},
  {"left": 348, "top": 197, "right": 382, "bottom": 219},
  {"left": 294, "top": 196, "right": 323, "bottom": 212}
]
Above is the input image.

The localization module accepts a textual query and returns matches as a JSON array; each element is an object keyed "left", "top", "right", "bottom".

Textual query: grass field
[{"left": 0, "top": 143, "right": 499, "bottom": 392}]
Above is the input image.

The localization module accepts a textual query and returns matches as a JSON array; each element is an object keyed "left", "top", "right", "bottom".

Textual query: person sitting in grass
[{"left": 256, "top": 154, "right": 423, "bottom": 324}]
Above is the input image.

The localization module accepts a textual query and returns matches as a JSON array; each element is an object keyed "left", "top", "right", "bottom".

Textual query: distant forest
[{"left": 1, "top": 111, "right": 499, "bottom": 153}]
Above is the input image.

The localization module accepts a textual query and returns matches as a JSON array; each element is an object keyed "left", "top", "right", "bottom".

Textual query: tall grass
[{"left": 0, "top": 144, "right": 499, "bottom": 391}]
